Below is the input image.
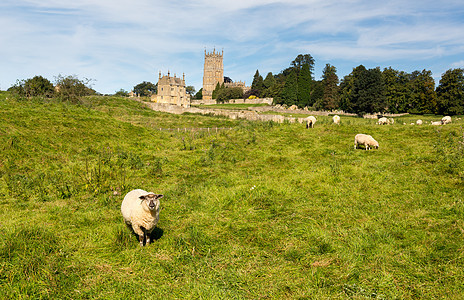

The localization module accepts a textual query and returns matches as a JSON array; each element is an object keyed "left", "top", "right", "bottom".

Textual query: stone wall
[
  {"left": 139, "top": 100, "right": 410, "bottom": 124},
  {"left": 190, "top": 97, "right": 273, "bottom": 106}
]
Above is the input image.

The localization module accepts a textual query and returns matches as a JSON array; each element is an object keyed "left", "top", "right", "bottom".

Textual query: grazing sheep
[
  {"left": 442, "top": 116, "right": 452, "bottom": 124},
  {"left": 389, "top": 118, "right": 394, "bottom": 124},
  {"left": 354, "top": 134, "right": 379, "bottom": 150},
  {"left": 306, "top": 116, "right": 317, "bottom": 128},
  {"left": 431, "top": 121, "right": 442, "bottom": 126},
  {"left": 121, "top": 189, "right": 163, "bottom": 246},
  {"left": 378, "top": 117, "right": 389, "bottom": 125},
  {"left": 332, "top": 115, "right": 340, "bottom": 125},
  {"left": 416, "top": 119, "right": 423, "bottom": 125}
]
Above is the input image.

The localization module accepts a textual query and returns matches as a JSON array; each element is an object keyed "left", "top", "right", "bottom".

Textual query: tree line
[
  {"left": 7, "top": 75, "right": 96, "bottom": 103},
  {"left": 248, "top": 54, "right": 464, "bottom": 115}
]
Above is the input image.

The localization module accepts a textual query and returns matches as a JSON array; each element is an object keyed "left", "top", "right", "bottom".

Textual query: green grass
[{"left": 1, "top": 93, "right": 463, "bottom": 299}]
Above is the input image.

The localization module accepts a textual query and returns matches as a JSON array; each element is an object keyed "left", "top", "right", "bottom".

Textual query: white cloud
[
  {"left": 451, "top": 61, "right": 464, "bottom": 68},
  {"left": 1, "top": 0, "right": 464, "bottom": 93}
]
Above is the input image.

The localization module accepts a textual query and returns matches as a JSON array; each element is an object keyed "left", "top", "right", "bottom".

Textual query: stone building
[
  {"left": 202, "top": 49, "right": 224, "bottom": 100},
  {"left": 225, "top": 80, "right": 251, "bottom": 94},
  {"left": 153, "top": 71, "right": 190, "bottom": 107},
  {"left": 202, "top": 49, "right": 250, "bottom": 100}
]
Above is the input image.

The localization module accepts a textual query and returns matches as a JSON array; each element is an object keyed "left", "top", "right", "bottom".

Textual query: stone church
[{"left": 202, "top": 49, "right": 249, "bottom": 100}]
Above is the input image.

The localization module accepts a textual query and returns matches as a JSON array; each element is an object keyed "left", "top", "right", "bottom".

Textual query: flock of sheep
[
  {"left": 304, "top": 114, "right": 453, "bottom": 151},
  {"left": 121, "top": 114, "right": 454, "bottom": 246}
]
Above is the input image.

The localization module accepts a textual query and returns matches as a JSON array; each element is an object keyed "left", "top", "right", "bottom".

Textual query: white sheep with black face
[
  {"left": 121, "top": 189, "right": 163, "bottom": 246},
  {"left": 354, "top": 134, "right": 379, "bottom": 150},
  {"left": 442, "top": 116, "right": 452, "bottom": 124}
]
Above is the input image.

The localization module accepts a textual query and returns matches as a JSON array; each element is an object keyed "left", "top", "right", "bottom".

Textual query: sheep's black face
[{"left": 140, "top": 193, "right": 164, "bottom": 211}]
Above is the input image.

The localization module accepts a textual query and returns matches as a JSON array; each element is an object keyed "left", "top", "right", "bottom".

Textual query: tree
[
  {"left": 291, "top": 54, "right": 315, "bottom": 76},
  {"left": 339, "top": 73, "right": 354, "bottom": 113},
  {"left": 280, "top": 69, "right": 298, "bottom": 106},
  {"left": 340, "top": 65, "right": 386, "bottom": 114},
  {"left": 216, "top": 87, "right": 244, "bottom": 102},
  {"left": 133, "top": 81, "right": 157, "bottom": 97},
  {"left": 114, "top": 89, "right": 129, "bottom": 97},
  {"left": 194, "top": 88, "right": 203, "bottom": 100},
  {"left": 317, "top": 64, "right": 339, "bottom": 110},
  {"left": 297, "top": 63, "right": 312, "bottom": 107},
  {"left": 55, "top": 75, "right": 96, "bottom": 103},
  {"left": 382, "top": 67, "right": 410, "bottom": 113},
  {"left": 9, "top": 75, "right": 55, "bottom": 98},
  {"left": 185, "top": 86, "right": 196, "bottom": 97},
  {"left": 436, "top": 68, "right": 464, "bottom": 115},
  {"left": 251, "top": 70, "right": 264, "bottom": 96},
  {"left": 408, "top": 70, "right": 437, "bottom": 114},
  {"left": 212, "top": 82, "right": 224, "bottom": 99}
]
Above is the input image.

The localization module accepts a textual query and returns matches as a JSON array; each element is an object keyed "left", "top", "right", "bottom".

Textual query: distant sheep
[
  {"left": 378, "top": 117, "right": 389, "bottom": 125},
  {"left": 121, "top": 189, "right": 163, "bottom": 246},
  {"left": 416, "top": 119, "right": 423, "bottom": 125},
  {"left": 431, "top": 121, "right": 442, "bottom": 126},
  {"left": 354, "top": 134, "right": 379, "bottom": 150},
  {"left": 332, "top": 115, "right": 340, "bottom": 125},
  {"left": 306, "top": 116, "right": 317, "bottom": 128},
  {"left": 442, "top": 116, "right": 452, "bottom": 124},
  {"left": 378, "top": 117, "right": 393, "bottom": 125}
]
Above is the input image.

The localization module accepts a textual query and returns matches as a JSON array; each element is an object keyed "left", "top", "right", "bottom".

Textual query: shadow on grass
[{"left": 115, "top": 225, "right": 164, "bottom": 248}]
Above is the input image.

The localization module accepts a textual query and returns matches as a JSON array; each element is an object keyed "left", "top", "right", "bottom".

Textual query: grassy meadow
[{"left": 1, "top": 91, "right": 463, "bottom": 299}]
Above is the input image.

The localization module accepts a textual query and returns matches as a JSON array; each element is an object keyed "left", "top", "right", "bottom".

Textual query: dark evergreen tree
[
  {"left": 280, "top": 69, "right": 298, "bottom": 106},
  {"left": 338, "top": 73, "right": 354, "bottom": 113},
  {"left": 291, "top": 54, "right": 315, "bottom": 76},
  {"left": 311, "top": 80, "right": 324, "bottom": 109},
  {"left": 251, "top": 70, "right": 264, "bottom": 96},
  {"left": 194, "top": 88, "right": 203, "bottom": 100},
  {"left": 318, "top": 64, "right": 339, "bottom": 110},
  {"left": 212, "top": 82, "right": 224, "bottom": 99},
  {"left": 436, "top": 68, "right": 464, "bottom": 115},
  {"left": 262, "top": 72, "right": 276, "bottom": 97},
  {"left": 297, "top": 64, "right": 312, "bottom": 107}
]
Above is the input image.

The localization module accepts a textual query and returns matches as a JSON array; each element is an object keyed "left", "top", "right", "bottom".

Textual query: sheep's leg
[
  {"left": 145, "top": 228, "right": 151, "bottom": 245},
  {"left": 133, "top": 226, "right": 145, "bottom": 246}
]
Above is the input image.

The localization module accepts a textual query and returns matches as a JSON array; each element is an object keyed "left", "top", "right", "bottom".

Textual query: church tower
[{"left": 202, "top": 49, "right": 224, "bottom": 100}]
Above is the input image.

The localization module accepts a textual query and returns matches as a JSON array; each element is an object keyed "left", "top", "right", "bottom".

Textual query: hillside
[{"left": 1, "top": 93, "right": 463, "bottom": 299}]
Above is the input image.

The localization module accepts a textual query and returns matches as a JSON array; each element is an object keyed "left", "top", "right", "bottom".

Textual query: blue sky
[{"left": 1, "top": 0, "right": 464, "bottom": 94}]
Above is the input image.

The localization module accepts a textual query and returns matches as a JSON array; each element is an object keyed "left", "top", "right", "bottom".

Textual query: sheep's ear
[
  {"left": 155, "top": 194, "right": 164, "bottom": 200},
  {"left": 139, "top": 195, "right": 147, "bottom": 200}
]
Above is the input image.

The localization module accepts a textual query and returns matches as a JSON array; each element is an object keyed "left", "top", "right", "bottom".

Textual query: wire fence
[{"left": 156, "top": 127, "right": 234, "bottom": 133}]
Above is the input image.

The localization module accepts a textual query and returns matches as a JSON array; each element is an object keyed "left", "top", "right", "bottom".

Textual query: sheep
[
  {"left": 332, "top": 115, "right": 340, "bottom": 125},
  {"left": 431, "top": 121, "right": 442, "bottom": 126},
  {"left": 354, "top": 134, "right": 379, "bottom": 150},
  {"left": 378, "top": 117, "right": 389, "bottom": 125},
  {"left": 416, "top": 119, "right": 423, "bottom": 125},
  {"left": 442, "top": 116, "right": 452, "bottom": 124},
  {"left": 306, "top": 116, "right": 317, "bottom": 128},
  {"left": 121, "top": 189, "right": 163, "bottom": 246}
]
